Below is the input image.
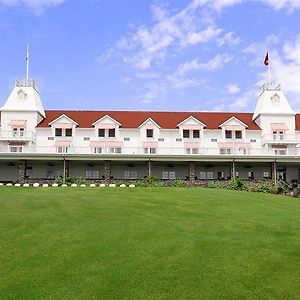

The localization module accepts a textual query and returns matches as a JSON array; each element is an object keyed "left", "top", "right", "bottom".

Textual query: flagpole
[
  {"left": 26, "top": 44, "right": 29, "bottom": 81},
  {"left": 268, "top": 52, "right": 271, "bottom": 86}
]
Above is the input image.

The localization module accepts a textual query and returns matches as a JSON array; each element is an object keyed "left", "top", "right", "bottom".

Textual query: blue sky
[{"left": 0, "top": 0, "right": 299, "bottom": 112}]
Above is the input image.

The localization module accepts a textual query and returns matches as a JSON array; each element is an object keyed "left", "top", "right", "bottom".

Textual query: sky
[{"left": 0, "top": 0, "right": 299, "bottom": 112}]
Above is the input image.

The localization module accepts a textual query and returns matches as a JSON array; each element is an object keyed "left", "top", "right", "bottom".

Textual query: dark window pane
[
  {"left": 146, "top": 129, "right": 153, "bottom": 138},
  {"left": 65, "top": 128, "right": 72, "bottom": 137},
  {"left": 183, "top": 130, "right": 190, "bottom": 138},
  {"left": 193, "top": 130, "right": 200, "bottom": 138},
  {"left": 98, "top": 129, "right": 105, "bottom": 137},
  {"left": 109, "top": 128, "right": 115, "bottom": 137},
  {"left": 225, "top": 130, "right": 232, "bottom": 139},
  {"left": 235, "top": 130, "right": 242, "bottom": 139},
  {"left": 55, "top": 128, "right": 62, "bottom": 137}
]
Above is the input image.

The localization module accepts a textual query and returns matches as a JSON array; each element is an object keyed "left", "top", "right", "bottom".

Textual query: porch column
[
  {"left": 104, "top": 160, "right": 111, "bottom": 181},
  {"left": 231, "top": 160, "right": 236, "bottom": 179},
  {"left": 18, "top": 160, "right": 26, "bottom": 184},
  {"left": 63, "top": 159, "right": 70, "bottom": 184},
  {"left": 148, "top": 160, "right": 152, "bottom": 177},
  {"left": 189, "top": 161, "right": 196, "bottom": 185},
  {"left": 271, "top": 161, "right": 277, "bottom": 183}
]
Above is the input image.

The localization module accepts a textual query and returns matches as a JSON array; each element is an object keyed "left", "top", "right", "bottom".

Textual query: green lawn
[{"left": 0, "top": 187, "right": 300, "bottom": 299}]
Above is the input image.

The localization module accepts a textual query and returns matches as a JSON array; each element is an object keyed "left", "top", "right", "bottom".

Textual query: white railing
[
  {"left": 0, "top": 131, "right": 36, "bottom": 142},
  {"left": 0, "top": 146, "right": 300, "bottom": 157},
  {"left": 262, "top": 134, "right": 298, "bottom": 143},
  {"left": 15, "top": 79, "right": 38, "bottom": 92}
]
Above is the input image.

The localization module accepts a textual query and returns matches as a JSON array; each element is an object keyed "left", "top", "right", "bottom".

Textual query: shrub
[
  {"left": 76, "top": 177, "right": 86, "bottom": 186},
  {"left": 228, "top": 178, "right": 249, "bottom": 191},
  {"left": 207, "top": 181, "right": 226, "bottom": 189},
  {"left": 171, "top": 180, "right": 187, "bottom": 187},
  {"left": 66, "top": 176, "right": 76, "bottom": 185},
  {"left": 54, "top": 177, "right": 63, "bottom": 185}
]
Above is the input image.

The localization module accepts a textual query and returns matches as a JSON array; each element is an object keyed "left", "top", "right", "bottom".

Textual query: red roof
[{"left": 37, "top": 110, "right": 262, "bottom": 130}]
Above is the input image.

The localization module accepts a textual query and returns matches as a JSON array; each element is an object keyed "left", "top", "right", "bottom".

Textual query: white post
[
  {"left": 268, "top": 52, "right": 271, "bottom": 86},
  {"left": 26, "top": 44, "right": 29, "bottom": 81}
]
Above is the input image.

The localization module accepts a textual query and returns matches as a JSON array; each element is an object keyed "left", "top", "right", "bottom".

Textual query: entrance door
[{"left": 277, "top": 171, "right": 287, "bottom": 182}]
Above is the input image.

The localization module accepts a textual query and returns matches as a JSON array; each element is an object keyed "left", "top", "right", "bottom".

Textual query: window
[
  {"left": 57, "top": 146, "right": 68, "bottom": 154},
  {"left": 274, "top": 149, "right": 287, "bottom": 155},
  {"left": 10, "top": 146, "right": 22, "bottom": 153},
  {"left": 86, "top": 170, "right": 100, "bottom": 179},
  {"left": 193, "top": 130, "right": 200, "bottom": 138},
  {"left": 94, "top": 147, "right": 102, "bottom": 154},
  {"left": 235, "top": 130, "right": 242, "bottom": 139},
  {"left": 19, "top": 128, "right": 25, "bottom": 137},
  {"left": 207, "top": 172, "right": 214, "bottom": 180},
  {"left": 146, "top": 129, "right": 153, "bottom": 138},
  {"left": 220, "top": 149, "right": 232, "bottom": 155},
  {"left": 162, "top": 171, "right": 176, "bottom": 179},
  {"left": 273, "top": 131, "right": 285, "bottom": 140},
  {"left": 199, "top": 172, "right": 206, "bottom": 179},
  {"left": 65, "top": 128, "right": 72, "bottom": 137},
  {"left": 12, "top": 128, "right": 18, "bottom": 137},
  {"left": 225, "top": 130, "right": 232, "bottom": 139},
  {"left": 109, "top": 147, "right": 122, "bottom": 154},
  {"left": 25, "top": 167, "right": 32, "bottom": 178},
  {"left": 250, "top": 139, "right": 256, "bottom": 143},
  {"left": 176, "top": 138, "right": 182, "bottom": 142},
  {"left": 263, "top": 171, "right": 270, "bottom": 179},
  {"left": 83, "top": 137, "right": 90, "bottom": 141},
  {"left": 183, "top": 130, "right": 190, "bottom": 138},
  {"left": 48, "top": 137, "right": 54, "bottom": 140},
  {"left": 218, "top": 172, "right": 224, "bottom": 179},
  {"left": 124, "top": 170, "right": 138, "bottom": 179},
  {"left": 186, "top": 148, "right": 191, "bottom": 154},
  {"left": 211, "top": 139, "right": 218, "bottom": 142},
  {"left": 144, "top": 148, "right": 156, "bottom": 154},
  {"left": 12, "top": 128, "right": 25, "bottom": 138},
  {"left": 108, "top": 128, "right": 115, "bottom": 138},
  {"left": 192, "top": 148, "right": 199, "bottom": 154},
  {"left": 248, "top": 171, "right": 254, "bottom": 179},
  {"left": 124, "top": 137, "right": 130, "bottom": 141},
  {"left": 55, "top": 128, "right": 63, "bottom": 137},
  {"left": 158, "top": 138, "right": 164, "bottom": 142},
  {"left": 98, "top": 129, "right": 105, "bottom": 137}
]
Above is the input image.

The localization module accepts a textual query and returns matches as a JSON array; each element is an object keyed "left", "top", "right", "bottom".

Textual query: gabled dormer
[
  {"left": 0, "top": 80, "right": 45, "bottom": 132},
  {"left": 49, "top": 114, "right": 78, "bottom": 138},
  {"left": 139, "top": 117, "right": 161, "bottom": 139},
  {"left": 219, "top": 116, "right": 248, "bottom": 140},
  {"left": 92, "top": 115, "right": 122, "bottom": 139},
  {"left": 253, "top": 84, "right": 295, "bottom": 134},
  {"left": 177, "top": 116, "right": 206, "bottom": 139}
]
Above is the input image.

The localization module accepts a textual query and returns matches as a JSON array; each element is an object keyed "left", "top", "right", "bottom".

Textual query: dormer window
[
  {"left": 98, "top": 129, "right": 105, "bottom": 137},
  {"left": 193, "top": 130, "right": 200, "bottom": 139},
  {"left": 235, "top": 130, "right": 242, "bottom": 139},
  {"left": 225, "top": 130, "right": 232, "bottom": 139},
  {"left": 109, "top": 128, "right": 116, "bottom": 138},
  {"left": 55, "top": 128, "right": 63, "bottom": 137},
  {"left": 146, "top": 129, "right": 154, "bottom": 138},
  {"left": 183, "top": 130, "right": 190, "bottom": 138},
  {"left": 65, "top": 128, "right": 73, "bottom": 137}
]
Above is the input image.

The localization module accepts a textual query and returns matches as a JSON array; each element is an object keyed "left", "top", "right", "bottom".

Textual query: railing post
[
  {"left": 231, "top": 160, "right": 236, "bottom": 179},
  {"left": 148, "top": 160, "right": 152, "bottom": 177}
]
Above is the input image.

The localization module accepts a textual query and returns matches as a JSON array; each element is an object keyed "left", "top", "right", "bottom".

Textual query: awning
[
  {"left": 9, "top": 141, "right": 26, "bottom": 146},
  {"left": 54, "top": 123, "right": 73, "bottom": 129},
  {"left": 224, "top": 125, "right": 244, "bottom": 131},
  {"left": 184, "top": 142, "right": 200, "bottom": 148},
  {"left": 237, "top": 142, "right": 251, "bottom": 149},
  {"left": 272, "top": 144, "right": 287, "bottom": 149},
  {"left": 89, "top": 141, "right": 106, "bottom": 147},
  {"left": 97, "top": 123, "right": 116, "bottom": 129},
  {"left": 271, "top": 123, "right": 288, "bottom": 131},
  {"left": 218, "top": 142, "right": 235, "bottom": 148},
  {"left": 54, "top": 140, "right": 71, "bottom": 147},
  {"left": 142, "top": 141, "right": 158, "bottom": 148},
  {"left": 106, "top": 141, "right": 123, "bottom": 148},
  {"left": 8, "top": 120, "right": 27, "bottom": 127}
]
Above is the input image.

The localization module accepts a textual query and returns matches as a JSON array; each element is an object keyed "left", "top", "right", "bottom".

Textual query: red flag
[{"left": 264, "top": 52, "right": 269, "bottom": 66}]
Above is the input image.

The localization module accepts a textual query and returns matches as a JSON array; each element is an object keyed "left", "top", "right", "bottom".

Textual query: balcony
[
  {"left": 0, "top": 131, "right": 36, "bottom": 142},
  {"left": 262, "top": 134, "right": 298, "bottom": 144}
]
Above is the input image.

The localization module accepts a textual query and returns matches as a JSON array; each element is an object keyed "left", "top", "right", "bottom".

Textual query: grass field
[{"left": 0, "top": 187, "right": 300, "bottom": 299}]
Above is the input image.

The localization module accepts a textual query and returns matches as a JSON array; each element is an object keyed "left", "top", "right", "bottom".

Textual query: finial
[{"left": 26, "top": 44, "right": 30, "bottom": 81}]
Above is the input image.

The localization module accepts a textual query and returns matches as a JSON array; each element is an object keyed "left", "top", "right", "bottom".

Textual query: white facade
[{"left": 0, "top": 80, "right": 300, "bottom": 183}]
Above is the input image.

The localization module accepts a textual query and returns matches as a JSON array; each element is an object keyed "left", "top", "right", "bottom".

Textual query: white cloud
[
  {"left": 0, "top": 0, "right": 65, "bottom": 14},
  {"left": 225, "top": 83, "right": 240, "bottom": 94},
  {"left": 177, "top": 54, "right": 233, "bottom": 75}
]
